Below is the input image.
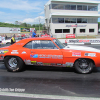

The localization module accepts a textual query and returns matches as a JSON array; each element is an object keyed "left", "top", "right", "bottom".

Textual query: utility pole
[{"left": 39, "top": 16, "right": 40, "bottom": 33}]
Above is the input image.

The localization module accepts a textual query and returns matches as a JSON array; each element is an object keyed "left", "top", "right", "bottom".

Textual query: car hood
[{"left": 63, "top": 45, "right": 100, "bottom": 53}]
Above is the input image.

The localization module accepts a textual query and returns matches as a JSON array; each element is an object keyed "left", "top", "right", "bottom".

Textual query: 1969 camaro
[{"left": 0, "top": 37, "right": 100, "bottom": 74}]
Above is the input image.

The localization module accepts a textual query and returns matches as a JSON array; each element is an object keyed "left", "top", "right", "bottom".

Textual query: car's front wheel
[
  {"left": 4, "top": 56, "right": 24, "bottom": 72},
  {"left": 74, "top": 59, "right": 94, "bottom": 74}
]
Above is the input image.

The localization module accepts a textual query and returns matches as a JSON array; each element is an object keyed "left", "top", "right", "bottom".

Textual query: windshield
[{"left": 53, "top": 39, "right": 66, "bottom": 49}]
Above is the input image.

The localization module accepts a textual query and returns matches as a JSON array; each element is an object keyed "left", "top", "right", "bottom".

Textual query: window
[
  {"left": 58, "top": 18, "right": 64, "bottom": 23},
  {"left": 57, "top": 4, "right": 64, "bottom": 9},
  {"left": 65, "top": 18, "right": 70, "bottom": 23},
  {"left": 23, "top": 41, "right": 32, "bottom": 49},
  {"left": 32, "top": 40, "right": 57, "bottom": 49},
  {"left": 70, "top": 18, "right": 76, "bottom": 23},
  {"left": 88, "top": 18, "right": 97, "bottom": 23},
  {"left": 77, "top": 18, "right": 82, "bottom": 23},
  {"left": 52, "top": 18, "right": 58, "bottom": 23},
  {"left": 82, "top": 18, "right": 87, "bottom": 23},
  {"left": 80, "top": 29, "right": 85, "bottom": 33},
  {"left": 63, "top": 29, "right": 70, "bottom": 33},
  {"left": 83, "top": 5, "right": 87, "bottom": 10},
  {"left": 53, "top": 39, "right": 65, "bottom": 49},
  {"left": 49, "top": 4, "right": 51, "bottom": 9},
  {"left": 52, "top": 4, "right": 58, "bottom": 9},
  {"left": 71, "top": 5, "right": 76, "bottom": 10},
  {"left": 55, "top": 29, "right": 62, "bottom": 33},
  {"left": 65, "top": 5, "right": 70, "bottom": 10},
  {"left": 89, "top": 29, "right": 94, "bottom": 32},
  {"left": 77, "top": 5, "right": 82, "bottom": 10},
  {"left": 88, "top": 6, "right": 97, "bottom": 11}
]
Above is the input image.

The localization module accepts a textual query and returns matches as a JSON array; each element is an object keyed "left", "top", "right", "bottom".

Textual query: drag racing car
[{"left": 0, "top": 37, "right": 100, "bottom": 74}]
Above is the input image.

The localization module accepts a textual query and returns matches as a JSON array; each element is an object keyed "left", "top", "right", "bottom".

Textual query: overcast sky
[{"left": 0, "top": 0, "right": 100, "bottom": 24}]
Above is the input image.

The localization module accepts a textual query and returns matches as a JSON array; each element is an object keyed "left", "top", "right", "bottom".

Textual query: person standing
[
  {"left": 11, "top": 35, "right": 16, "bottom": 44},
  {"left": 32, "top": 30, "right": 37, "bottom": 37}
]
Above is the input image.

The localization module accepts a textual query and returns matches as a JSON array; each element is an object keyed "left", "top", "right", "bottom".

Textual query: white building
[{"left": 44, "top": 0, "right": 100, "bottom": 38}]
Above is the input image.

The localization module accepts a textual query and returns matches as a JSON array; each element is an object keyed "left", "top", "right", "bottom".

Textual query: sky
[{"left": 0, "top": 0, "right": 100, "bottom": 25}]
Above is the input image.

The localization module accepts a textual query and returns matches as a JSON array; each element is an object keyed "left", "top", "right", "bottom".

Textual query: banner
[
  {"left": 41, "top": 34, "right": 51, "bottom": 37},
  {"left": 30, "top": 28, "right": 35, "bottom": 32},
  {"left": 21, "top": 28, "right": 30, "bottom": 32},
  {"left": 66, "top": 34, "right": 75, "bottom": 38},
  {"left": 65, "top": 39, "right": 100, "bottom": 43},
  {"left": 10, "top": 28, "right": 20, "bottom": 33}
]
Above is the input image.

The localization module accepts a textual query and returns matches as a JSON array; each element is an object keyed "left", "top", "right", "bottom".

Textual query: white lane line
[{"left": 0, "top": 92, "right": 100, "bottom": 100}]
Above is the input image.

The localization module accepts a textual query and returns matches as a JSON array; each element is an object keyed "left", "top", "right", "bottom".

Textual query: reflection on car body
[{"left": 0, "top": 37, "right": 100, "bottom": 74}]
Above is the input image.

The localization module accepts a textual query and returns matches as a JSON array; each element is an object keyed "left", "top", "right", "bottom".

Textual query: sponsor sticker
[
  {"left": 0, "top": 50, "right": 8, "bottom": 54},
  {"left": 24, "top": 60, "right": 31, "bottom": 65},
  {"left": 30, "top": 54, "right": 63, "bottom": 59},
  {"left": 22, "top": 51, "right": 26, "bottom": 54},
  {"left": 72, "top": 52, "right": 81, "bottom": 56},
  {"left": 37, "top": 62, "right": 43, "bottom": 65},
  {"left": 11, "top": 50, "right": 19, "bottom": 54},
  {"left": 50, "top": 63, "right": 56, "bottom": 66},
  {"left": 85, "top": 53, "right": 96, "bottom": 57},
  {"left": 31, "top": 61, "right": 37, "bottom": 64},
  {"left": 30, "top": 54, "right": 38, "bottom": 58},
  {"left": 57, "top": 63, "right": 62, "bottom": 66},
  {"left": 65, "top": 62, "right": 73, "bottom": 67},
  {"left": 43, "top": 63, "right": 50, "bottom": 66}
]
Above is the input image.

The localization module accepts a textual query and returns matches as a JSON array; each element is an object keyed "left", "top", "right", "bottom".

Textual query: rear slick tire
[
  {"left": 4, "top": 56, "right": 24, "bottom": 72},
  {"left": 74, "top": 59, "right": 94, "bottom": 74}
]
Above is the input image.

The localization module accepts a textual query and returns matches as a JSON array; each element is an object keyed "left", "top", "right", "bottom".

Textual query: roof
[
  {"left": 45, "top": 0, "right": 100, "bottom": 5},
  {"left": 50, "top": 12, "right": 100, "bottom": 17}
]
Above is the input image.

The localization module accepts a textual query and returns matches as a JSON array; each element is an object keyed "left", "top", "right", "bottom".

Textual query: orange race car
[{"left": 0, "top": 37, "right": 100, "bottom": 74}]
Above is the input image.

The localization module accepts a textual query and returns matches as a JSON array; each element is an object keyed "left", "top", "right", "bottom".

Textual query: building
[{"left": 44, "top": 0, "right": 100, "bottom": 38}]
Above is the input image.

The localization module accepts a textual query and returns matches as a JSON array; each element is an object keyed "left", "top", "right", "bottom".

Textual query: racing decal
[
  {"left": 57, "top": 63, "right": 62, "bottom": 66},
  {"left": 0, "top": 50, "right": 8, "bottom": 54},
  {"left": 30, "top": 54, "right": 38, "bottom": 58},
  {"left": 85, "top": 53, "right": 96, "bottom": 57},
  {"left": 62, "top": 62, "right": 73, "bottom": 67},
  {"left": 31, "top": 61, "right": 37, "bottom": 64},
  {"left": 33, "top": 41, "right": 40, "bottom": 44},
  {"left": 24, "top": 60, "right": 31, "bottom": 65},
  {"left": 50, "top": 63, "right": 56, "bottom": 66},
  {"left": 43, "top": 63, "right": 50, "bottom": 66},
  {"left": 30, "top": 54, "right": 63, "bottom": 59},
  {"left": 22, "top": 51, "right": 26, "bottom": 54},
  {"left": 37, "top": 62, "right": 43, "bottom": 65},
  {"left": 72, "top": 52, "right": 81, "bottom": 56},
  {"left": 11, "top": 50, "right": 19, "bottom": 54}
]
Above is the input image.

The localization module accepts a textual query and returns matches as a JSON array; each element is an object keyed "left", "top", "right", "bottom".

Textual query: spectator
[
  {"left": 32, "top": 30, "right": 37, "bottom": 37},
  {"left": 5, "top": 34, "right": 7, "bottom": 40},
  {"left": 11, "top": 35, "right": 16, "bottom": 44},
  {"left": 0, "top": 35, "right": 2, "bottom": 45}
]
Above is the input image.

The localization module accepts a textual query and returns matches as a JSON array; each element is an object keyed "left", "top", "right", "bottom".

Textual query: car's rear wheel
[
  {"left": 74, "top": 59, "right": 94, "bottom": 74},
  {"left": 4, "top": 56, "right": 24, "bottom": 72}
]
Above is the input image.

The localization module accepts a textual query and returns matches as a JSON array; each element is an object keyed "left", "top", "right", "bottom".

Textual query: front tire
[
  {"left": 4, "top": 56, "right": 24, "bottom": 72},
  {"left": 74, "top": 59, "right": 94, "bottom": 74}
]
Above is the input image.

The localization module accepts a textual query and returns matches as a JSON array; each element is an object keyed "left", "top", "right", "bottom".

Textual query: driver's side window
[{"left": 32, "top": 40, "right": 58, "bottom": 49}]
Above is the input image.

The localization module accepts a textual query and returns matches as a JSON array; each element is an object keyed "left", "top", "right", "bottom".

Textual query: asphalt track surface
[{"left": 0, "top": 44, "right": 100, "bottom": 100}]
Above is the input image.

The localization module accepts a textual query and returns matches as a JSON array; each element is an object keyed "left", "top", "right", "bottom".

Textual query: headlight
[{"left": 0, "top": 50, "right": 8, "bottom": 54}]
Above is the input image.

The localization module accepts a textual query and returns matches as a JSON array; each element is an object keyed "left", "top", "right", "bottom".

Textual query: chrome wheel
[
  {"left": 74, "top": 59, "right": 94, "bottom": 74},
  {"left": 8, "top": 57, "right": 18, "bottom": 69}
]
